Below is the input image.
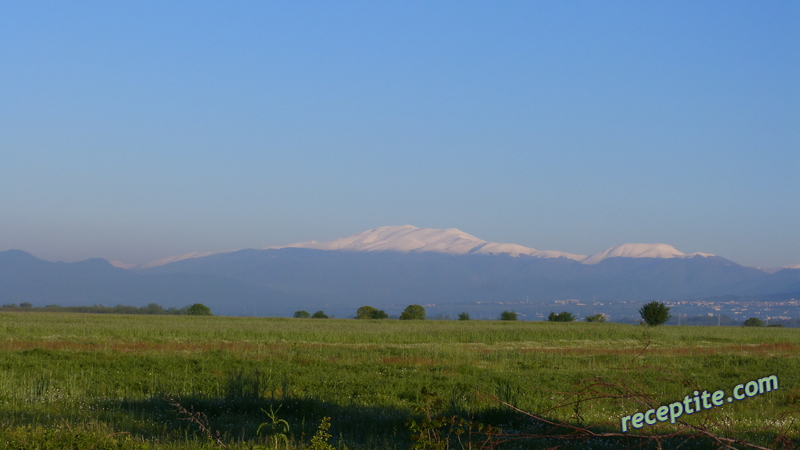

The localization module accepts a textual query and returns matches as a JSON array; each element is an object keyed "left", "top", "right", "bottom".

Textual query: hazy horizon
[{"left": 2, "top": 2, "right": 798, "bottom": 268}]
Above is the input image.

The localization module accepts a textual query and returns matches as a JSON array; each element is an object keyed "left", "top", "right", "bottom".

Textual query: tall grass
[
  {"left": 3, "top": 312, "right": 798, "bottom": 345},
  {"left": 0, "top": 312, "right": 797, "bottom": 448}
]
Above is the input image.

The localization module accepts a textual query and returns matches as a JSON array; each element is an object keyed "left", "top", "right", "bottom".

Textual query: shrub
[
  {"left": 143, "top": 303, "right": 165, "bottom": 314},
  {"left": 639, "top": 301, "right": 671, "bottom": 326},
  {"left": 742, "top": 317, "right": 763, "bottom": 327},
  {"left": 584, "top": 313, "right": 607, "bottom": 323},
  {"left": 186, "top": 303, "right": 212, "bottom": 316},
  {"left": 355, "top": 306, "right": 388, "bottom": 319},
  {"left": 548, "top": 311, "right": 576, "bottom": 322},
  {"left": 458, "top": 312, "right": 470, "bottom": 321},
  {"left": 293, "top": 310, "right": 311, "bottom": 318},
  {"left": 499, "top": 310, "right": 517, "bottom": 321},
  {"left": 311, "top": 310, "right": 329, "bottom": 319},
  {"left": 399, "top": 304, "right": 426, "bottom": 320}
]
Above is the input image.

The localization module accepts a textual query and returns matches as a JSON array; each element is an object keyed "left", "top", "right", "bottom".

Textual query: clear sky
[{"left": 1, "top": 1, "right": 798, "bottom": 268}]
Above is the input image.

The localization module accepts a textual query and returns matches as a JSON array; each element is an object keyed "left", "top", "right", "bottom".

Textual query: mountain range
[
  {"left": 2, "top": 226, "right": 799, "bottom": 318},
  {"left": 132, "top": 225, "right": 719, "bottom": 268}
]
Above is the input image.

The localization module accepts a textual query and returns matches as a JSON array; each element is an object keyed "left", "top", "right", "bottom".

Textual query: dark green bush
[
  {"left": 187, "top": 303, "right": 212, "bottom": 316},
  {"left": 639, "top": 301, "right": 670, "bottom": 326},
  {"left": 399, "top": 305, "right": 426, "bottom": 320},
  {"left": 499, "top": 310, "right": 517, "bottom": 321},
  {"left": 355, "top": 306, "right": 388, "bottom": 319},
  {"left": 548, "top": 311, "right": 576, "bottom": 322},
  {"left": 742, "top": 317, "right": 763, "bottom": 327}
]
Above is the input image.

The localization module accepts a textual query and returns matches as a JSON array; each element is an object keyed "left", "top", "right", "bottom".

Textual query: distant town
[{"left": 432, "top": 294, "right": 800, "bottom": 327}]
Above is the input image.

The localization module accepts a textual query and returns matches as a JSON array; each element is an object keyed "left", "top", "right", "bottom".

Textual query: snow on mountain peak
[
  {"left": 581, "top": 243, "right": 715, "bottom": 265},
  {"left": 280, "top": 225, "right": 487, "bottom": 254},
  {"left": 134, "top": 226, "right": 718, "bottom": 268},
  {"left": 137, "top": 251, "right": 219, "bottom": 269},
  {"left": 277, "top": 225, "right": 586, "bottom": 260}
]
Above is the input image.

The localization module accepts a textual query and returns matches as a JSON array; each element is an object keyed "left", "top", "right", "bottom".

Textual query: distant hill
[
  {"left": 2, "top": 226, "right": 799, "bottom": 317},
  {"left": 0, "top": 249, "right": 310, "bottom": 316},
  {"left": 143, "top": 246, "right": 798, "bottom": 313}
]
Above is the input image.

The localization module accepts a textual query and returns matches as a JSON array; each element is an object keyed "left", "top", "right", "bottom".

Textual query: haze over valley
[{"left": 3, "top": 226, "right": 798, "bottom": 321}]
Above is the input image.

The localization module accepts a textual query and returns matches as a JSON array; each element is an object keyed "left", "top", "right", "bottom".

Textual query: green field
[{"left": 0, "top": 312, "right": 797, "bottom": 449}]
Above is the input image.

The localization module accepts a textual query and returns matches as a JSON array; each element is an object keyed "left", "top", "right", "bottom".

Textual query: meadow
[{"left": 0, "top": 312, "right": 797, "bottom": 449}]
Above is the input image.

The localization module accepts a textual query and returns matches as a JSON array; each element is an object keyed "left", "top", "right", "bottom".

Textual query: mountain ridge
[
  {"left": 2, "top": 247, "right": 799, "bottom": 318},
  {"left": 129, "top": 225, "right": 728, "bottom": 269}
]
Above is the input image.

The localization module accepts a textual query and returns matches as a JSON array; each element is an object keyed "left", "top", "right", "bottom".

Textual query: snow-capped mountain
[
  {"left": 273, "top": 225, "right": 586, "bottom": 260},
  {"left": 581, "top": 243, "right": 715, "bottom": 265},
  {"left": 135, "top": 225, "right": 717, "bottom": 268},
  {"left": 3, "top": 227, "right": 798, "bottom": 317}
]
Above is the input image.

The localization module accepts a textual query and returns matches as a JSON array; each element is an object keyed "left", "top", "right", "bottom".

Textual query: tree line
[
  {"left": 293, "top": 304, "right": 638, "bottom": 322},
  {"left": 0, "top": 302, "right": 213, "bottom": 316},
  {"left": 293, "top": 301, "right": 788, "bottom": 327}
]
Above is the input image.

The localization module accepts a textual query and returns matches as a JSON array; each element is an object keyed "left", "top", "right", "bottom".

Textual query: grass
[{"left": 0, "top": 312, "right": 798, "bottom": 449}]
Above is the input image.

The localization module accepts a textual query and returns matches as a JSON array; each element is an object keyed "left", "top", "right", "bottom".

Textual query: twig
[{"left": 165, "top": 397, "right": 228, "bottom": 448}]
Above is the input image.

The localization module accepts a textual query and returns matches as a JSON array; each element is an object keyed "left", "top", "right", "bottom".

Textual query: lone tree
[
  {"left": 293, "top": 310, "right": 311, "bottom": 318},
  {"left": 399, "top": 304, "right": 426, "bottom": 320},
  {"left": 584, "top": 313, "right": 607, "bottom": 323},
  {"left": 548, "top": 311, "right": 576, "bottom": 322},
  {"left": 355, "top": 305, "right": 388, "bottom": 319},
  {"left": 458, "top": 311, "right": 470, "bottom": 321},
  {"left": 499, "top": 310, "right": 518, "bottom": 321},
  {"left": 311, "top": 310, "right": 329, "bottom": 319},
  {"left": 639, "top": 301, "right": 671, "bottom": 326},
  {"left": 187, "top": 303, "right": 212, "bottom": 316},
  {"left": 743, "top": 317, "right": 764, "bottom": 327}
]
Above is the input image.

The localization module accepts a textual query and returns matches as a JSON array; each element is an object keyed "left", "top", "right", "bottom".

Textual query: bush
[
  {"left": 311, "top": 310, "right": 329, "bottom": 319},
  {"left": 499, "top": 310, "right": 517, "bottom": 321},
  {"left": 742, "top": 317, "right": 763, "bottom": 327},
  {"left": 186, "top": 303, "right": 212, "bottom": 316},
  {"left": 293, "top": 310, "right": 311, "bottom": 318},
  {"left": 143, "top": 303, "right": 165, "bottom": 314},
  {"left": 548, "top": 311, "right": 576, "bottom": 322},
  {"left": 355, "top": 306, "right": 388, "bottom": 319},
  {"left": 458, "top": 312, "right": 470, "bottom": 321},
  {"left": 584, "top": 313, "right": 606, "bottom": 323},
  {"left": 399, "top": 304, "right": 426, "bottom": 320},
  {"left": 639, "top": 301, "right": 671, "bottom": 326}
]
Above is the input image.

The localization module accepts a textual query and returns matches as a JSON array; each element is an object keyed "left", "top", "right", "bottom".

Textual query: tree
[
  {"left": 458, "top": 312, "right": 470, "bottom": 321},
  {"left": 742, "top": 317, "right": 763, "bottom": 327},
  {"left": 548, "top": 311, "right": 576, "bottom": 322},
  {"left": 499, "top": 310, "right": 517, "bottom": 321},
  {"left": 399, "top": 304, "right": 426, "bottom": 320},
  {"left": 311, "top": 310, "right": 329, "bottom": 319},
  {"left": 143, "top": 303, "right": 165, "bottom": 314},
  {"left": 639, "top": 301, "right": 671, "bottom": 326},
  {"left": 584, "top": 313, "right": 607, "bottom": 323},
  {"left": 19, "top": 302, "right": 32, "bottom": 308},
  {"left": 187, "top": 303, "right": 212, "bottom": 316},
  {"left": 293, "top": 310, "right": 311, "bottom": 318},
  {"left": 355, "top": 306, "right": 388, "bottom": 319}
]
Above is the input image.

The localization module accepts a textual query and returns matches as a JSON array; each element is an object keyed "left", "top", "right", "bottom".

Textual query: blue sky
[{"left": 1, "top": 1, "right": 798, "bottom": 268}]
